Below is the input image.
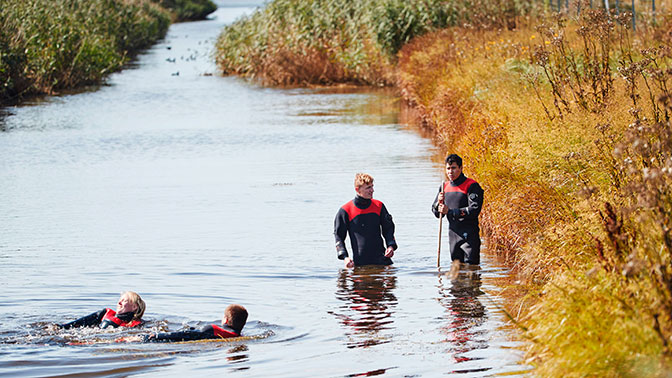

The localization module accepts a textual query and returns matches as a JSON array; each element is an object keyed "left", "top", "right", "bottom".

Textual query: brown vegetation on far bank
[{"left": 397, "top": 7, "right": 672, "bottom": 375}]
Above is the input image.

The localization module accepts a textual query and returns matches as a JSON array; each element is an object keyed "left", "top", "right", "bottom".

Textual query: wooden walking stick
[{"left": 437, "top": 182, "right": 444, "bottom": 268}]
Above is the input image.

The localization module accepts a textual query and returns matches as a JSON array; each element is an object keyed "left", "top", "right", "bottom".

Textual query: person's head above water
[
  {"left": 117, "top": 291, "right": 146, "bottom": 321},
  {"left": 223, "top": 304, "right": 248, "bottom": 333}
]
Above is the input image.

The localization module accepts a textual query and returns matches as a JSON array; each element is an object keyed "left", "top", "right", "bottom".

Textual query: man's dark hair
[
  {"left": 445, "top": 154, "right": 463, "bottom": 167},
  {"left": 225, "top": 304, "right": 248, "bottom": 333}
]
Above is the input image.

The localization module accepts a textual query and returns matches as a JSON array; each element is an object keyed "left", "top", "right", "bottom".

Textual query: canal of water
[{"left": 0, "top": 2, "right": 528, "bottom": 377}]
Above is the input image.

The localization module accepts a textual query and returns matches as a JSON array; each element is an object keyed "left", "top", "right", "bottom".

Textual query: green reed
[
  {"left": 215, "top": 0, "right": 536, "bottom": 86},
  {"left": 0, "top": 0, "right": 171, "bottom": 103}
]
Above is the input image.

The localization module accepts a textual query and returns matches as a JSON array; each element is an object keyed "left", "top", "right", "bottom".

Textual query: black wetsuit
[
  {"left": 59, "top": 308, "right": 142, "bottom": 329},
  {"left": 143, "top": 324, "right": 240, "bottom": 342},
  {"left": 334, "top": 195, "right": 397, "bottom": 266},
  {"left": 432, "top": 173, "right": 484, "bottom": 265}
]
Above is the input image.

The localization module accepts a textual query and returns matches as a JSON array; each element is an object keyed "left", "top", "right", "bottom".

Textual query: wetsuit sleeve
[
  {"left": 144, "top": 325, "right": 215, "bottom": 343},
  {"left": 334, "top": 208, "right": 349, "bottom": 260},
  {"left": 59, "top": 309, "right": 106, "bottom": 329},
  {"left": 380, "top": 204, "right": 397, "bottom": 250},
  {"left": 431, "top": 184, "right": 444, "bottom": 218},
  {"left": 461, "top": 182, "right": 484, "bottom": 220}
]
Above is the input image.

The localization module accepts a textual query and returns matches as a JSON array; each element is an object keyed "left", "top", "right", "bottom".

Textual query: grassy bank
[
  {"left": 215, "top": 0, "right": 536, "bottom": 86},
  {"left": 397, "top": 8, "right": 672, "bottom": 376},
  {"left": 0, "top": 0, "right": 216, "bottom": 105}
]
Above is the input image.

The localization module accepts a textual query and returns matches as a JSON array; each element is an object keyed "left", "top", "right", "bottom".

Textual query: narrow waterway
[{"left": 0, "top": 2, "right": 528, "bottom": 377}]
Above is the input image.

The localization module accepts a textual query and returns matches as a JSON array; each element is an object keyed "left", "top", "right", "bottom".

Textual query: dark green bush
[{"left": 151, "top": 0, "right": 217, "bottom": 21}]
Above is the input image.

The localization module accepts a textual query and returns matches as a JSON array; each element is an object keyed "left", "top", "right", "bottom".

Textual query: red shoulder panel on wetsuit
[
  {"left": 212, "top": 324, "right": 239, "bottom": 338},
  {"left": 103, "top": 308, "right": 142, "bottom": 327},
  {"left": 443, "top": 178, "right": 476, "bottom": 195},
  {"left": 341, "top": 199, "right": 382, "bottom": 221}
]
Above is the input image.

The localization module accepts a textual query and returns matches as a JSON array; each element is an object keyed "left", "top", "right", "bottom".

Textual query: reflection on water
[
  {"left": 437, "top": 265, "right": 492, "bottom": 374},
  {"left": 331, "top": 266, "right": 397, "bottom": 349}
]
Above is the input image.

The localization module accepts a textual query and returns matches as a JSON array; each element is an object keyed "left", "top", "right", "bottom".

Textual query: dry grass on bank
[{"left": 397, "top": 10, "right": 672, "bottom": 376}]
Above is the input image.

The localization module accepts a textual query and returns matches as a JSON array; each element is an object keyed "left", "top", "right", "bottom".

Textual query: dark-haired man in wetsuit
[
  {"left": 141, "top": 304, "right": 247, "bottom": 342},
  {"left": 432, "top": 154, "right": 484, "bottom": 265},
  {"left": 58, "top": 291, "right": 146, "bottom": 329},
  {"left": 334, "top": 173, "right": 397, "bottom": 268}
]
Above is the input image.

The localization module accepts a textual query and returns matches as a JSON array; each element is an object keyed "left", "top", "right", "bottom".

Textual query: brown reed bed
[
  {"left": 397, "top": 7, "right": 672, "bottom": 375},
  {"left": 214, "top": 0, "right": 539, "bottom": 87}
]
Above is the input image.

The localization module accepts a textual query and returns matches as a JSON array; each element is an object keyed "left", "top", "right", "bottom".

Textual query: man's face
[
  {"left": 356, "top": 183, "right": 374, "bottom": 199},
  {"left": 445, "top": 162, "right": 462, "bottom": 182}
]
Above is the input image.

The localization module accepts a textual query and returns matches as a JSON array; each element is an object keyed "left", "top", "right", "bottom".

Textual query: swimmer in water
[
  {"left": 126, "top": 304, "right": 247, "bottom": 342},
  {"left": 57, "top": 291, "right": 146, "bottom": 329}
]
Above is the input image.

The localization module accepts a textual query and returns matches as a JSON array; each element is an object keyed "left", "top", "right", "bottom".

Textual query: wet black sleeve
[
  {"left": 380, "top": 204, "right": 397, "bottom": 250},
  {"left": 59, "top": 309, "right": 106, "bottom": 329},
  {"left": 144, "top": 325, "right": 215, "bottom": 343},
  {"left": 461, "top": 182, "right": 484, "bottom": 220},
  {"left": 334, "top": 208, "right": 349, "bottom": 260}
]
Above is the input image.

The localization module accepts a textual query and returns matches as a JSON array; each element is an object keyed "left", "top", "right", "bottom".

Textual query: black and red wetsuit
[
  {"left": 59, "top": 308, "right": 142, "bottom": 329},
  {"left": 432, "top": 173, "right": 484, "bottom": 265},
  {"left": 143, "top": 324, "right": 240, "bottom": 342},
  {"left": 334, "top": 195, "right": 397, "bottom": 266}
]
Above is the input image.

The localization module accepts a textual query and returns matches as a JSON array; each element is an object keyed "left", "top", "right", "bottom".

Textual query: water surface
[{"left": 0, "top": 3, "right": 527, "bottom": 377}]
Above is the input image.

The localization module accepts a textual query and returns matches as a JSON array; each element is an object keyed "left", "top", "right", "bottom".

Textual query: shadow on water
[{"left": 330, "top": 266, "right": 398, "bottom": 350}]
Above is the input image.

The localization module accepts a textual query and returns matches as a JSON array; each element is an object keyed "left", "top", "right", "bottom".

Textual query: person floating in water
[
  {"left": 140, "top": 304, "right": 248, "bottom": 342},
  {"left": 58, "top": 291, "right": 146, "bottom": 329},
  {"left": 334, "top": 173, "right": 397, "bottom": 268}
]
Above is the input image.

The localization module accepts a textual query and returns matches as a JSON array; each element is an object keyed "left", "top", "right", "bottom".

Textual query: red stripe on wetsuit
[
  {"left": 443, "top": 178, "right": 477, "bottom": 194},
  {"left": 342, "top": 198, "right": 383, "bottom": 221},
  {"left": 102, "top": 308, "right": 142, "bottom": 328},
  {"left": 212, "top": 325, "right": 239, "bottom": 338}
]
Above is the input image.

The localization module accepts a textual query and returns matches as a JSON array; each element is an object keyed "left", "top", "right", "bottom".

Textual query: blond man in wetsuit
[{"left": 334, "top": 173, "right": 397, "bottom": 268}]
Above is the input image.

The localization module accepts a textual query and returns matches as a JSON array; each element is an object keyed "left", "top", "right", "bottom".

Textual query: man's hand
[
  {"left": 437, "top": 191, "right": 447, "bottom": 214},
  {"left": 117, "top": 335, "right": 144, "bottom": 343},
  {"left": 384, "top": 246, "right": 395, "bottom": 258},
  {"left": 344, "top": 257, "right": 354, "bottom": 268}
]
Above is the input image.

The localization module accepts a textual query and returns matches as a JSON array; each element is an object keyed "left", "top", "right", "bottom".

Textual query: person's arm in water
[
  {"left": 58, "top": 309, "right": 107, "bottom": 329},
  {"left": 143, "top": 325, "right": 232, "bottom": 343},
  {"left": 334, "top": 208, "right": 354, "bottom": 268},
  {"left": 380, "top": 204, "right": 397, "bottom": 258}
]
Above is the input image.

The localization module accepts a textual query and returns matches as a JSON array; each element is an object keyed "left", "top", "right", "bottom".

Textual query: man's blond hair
[{"left": 354, "top": 173, "right": 374, "bottom": 188}]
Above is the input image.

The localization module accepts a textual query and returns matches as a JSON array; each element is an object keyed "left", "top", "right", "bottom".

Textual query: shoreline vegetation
[
  {"left": 0, "top": 0, "right": 215, "bottom": 105},
  {"left": 214, "top": 0, "right": 535, "bottom": 86},
  {"left": 216, "top": 0, "right": 672, "bottom": 376}
]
